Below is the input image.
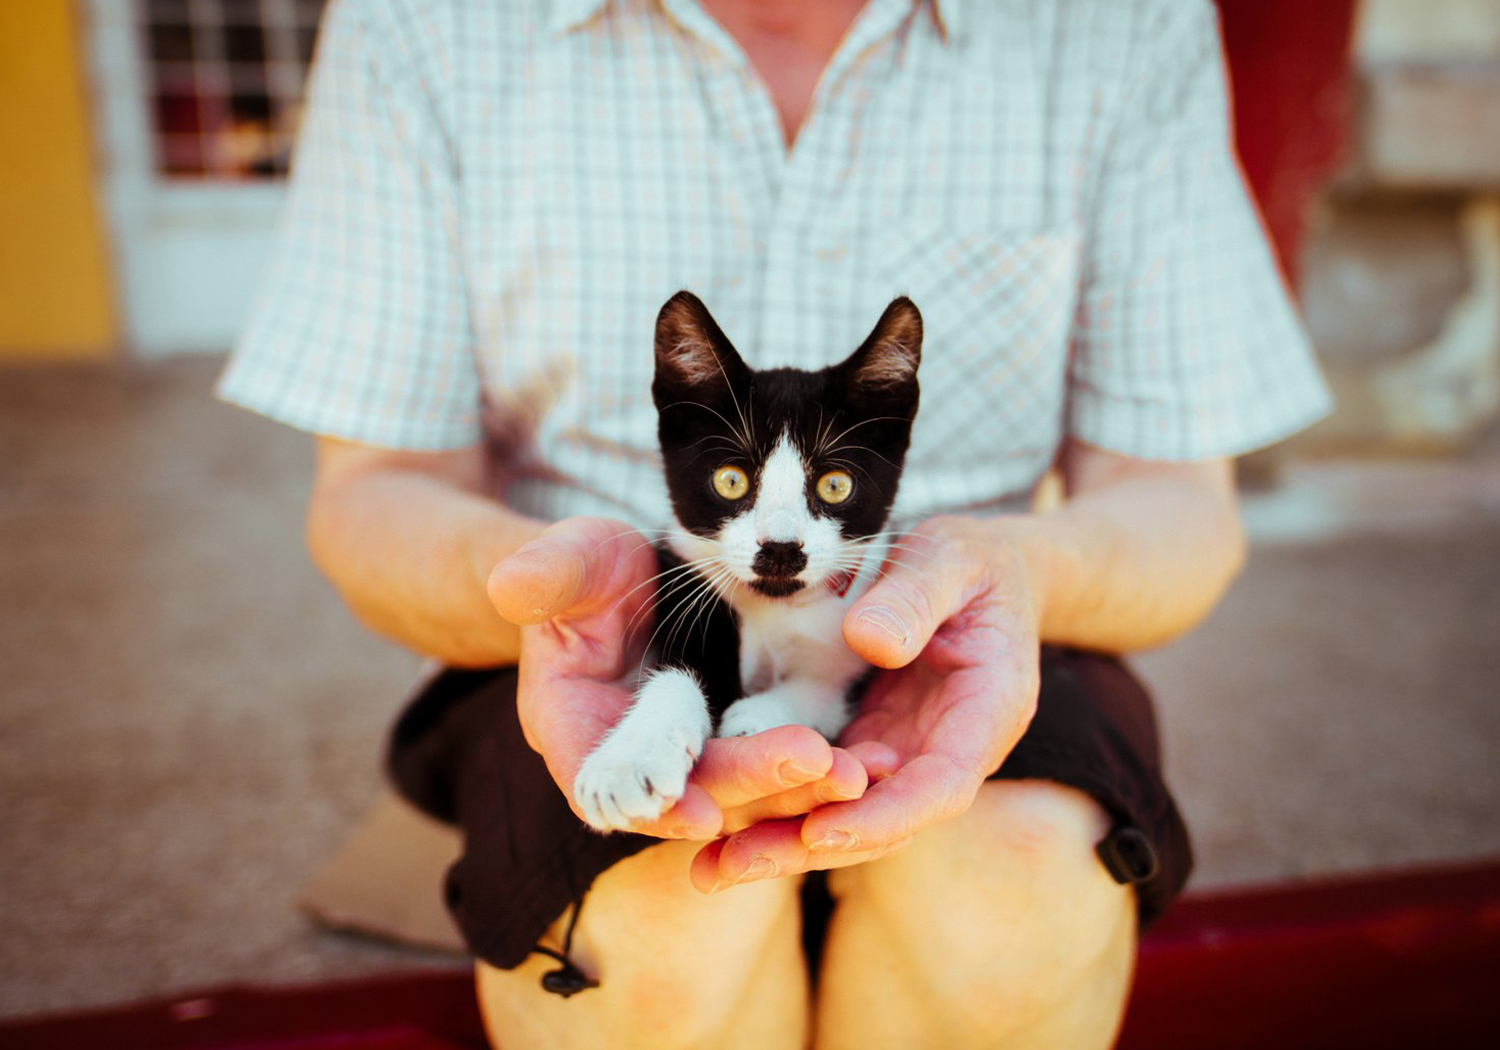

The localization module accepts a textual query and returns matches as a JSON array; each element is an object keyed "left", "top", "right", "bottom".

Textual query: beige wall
[{"left": 0, "top": 1, "right": 118, "bottom": 359}]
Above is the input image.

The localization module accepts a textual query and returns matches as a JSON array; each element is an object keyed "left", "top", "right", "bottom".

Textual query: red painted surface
[
  {"left": 3, "top": 862, "right": 1497, "bottom": 1050},
  {"left": 0, "top": 971, "right": 489, "bottom": 1050},
  {"left": 1118, "top": 861, "right": 1500, "bottom": 1050},
  {"left": 1214, "top": 0, "right": 1359, "bottom": 286}
]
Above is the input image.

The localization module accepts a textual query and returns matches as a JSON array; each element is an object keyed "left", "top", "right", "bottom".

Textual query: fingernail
[
  {"left": 778, "top": 758, "right": 823, "bottom": 785},
  {"left": 813, "top": 830, "right": 859, "bottom": 851},
  {"left": 501, "top": 543, "right": 583, "bottom": 614},
  {"left": 816, "top": 782, "right": 861, "bottom": 803},
  {"left": 857, "top": 606, "right": 908, "bottom": 645},
  {"left": 732, "top": 856, "right": 778, "bottom": 884},
  {"left": 506, "top": 539, "right": 557, "bottom": 566}
]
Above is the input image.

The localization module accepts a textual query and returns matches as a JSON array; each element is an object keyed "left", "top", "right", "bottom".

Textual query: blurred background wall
[{"left": 0, "top": 1, "right": 117, "bottom": 359}]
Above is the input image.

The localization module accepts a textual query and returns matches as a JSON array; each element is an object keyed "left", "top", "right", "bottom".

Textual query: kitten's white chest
[{"left": 736, "top": 581, "right": 871, "bottom": 695}]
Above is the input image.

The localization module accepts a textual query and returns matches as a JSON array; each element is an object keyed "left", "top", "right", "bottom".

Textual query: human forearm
[
  {"left": 1010, "top": 442, "right": 1246, "bottom": 653},
  {"left": 306, "top": 438, "right": 546, "bottom": 665}
]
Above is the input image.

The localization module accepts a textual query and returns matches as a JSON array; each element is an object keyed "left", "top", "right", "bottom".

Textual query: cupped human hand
[
  {"left": 486, "top": 516, "right": 877, "bottom": 840},
  {"left": 688, "top": 515, "right": 1044, "bottom": 892}
]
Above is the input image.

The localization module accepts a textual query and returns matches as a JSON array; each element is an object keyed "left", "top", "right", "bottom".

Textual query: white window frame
[{"left": 85, "top": 0, "right": 288, "bottom": 357}]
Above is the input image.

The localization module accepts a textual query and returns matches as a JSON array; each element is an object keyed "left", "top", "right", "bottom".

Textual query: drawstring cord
[{"left": 532, "top": 898, "right": 598, "bottom": 997}]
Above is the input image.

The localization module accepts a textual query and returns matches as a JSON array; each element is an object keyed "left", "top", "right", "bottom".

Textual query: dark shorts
[{"left": 387, "top": 647, "right": 1193, "bottom": 972}]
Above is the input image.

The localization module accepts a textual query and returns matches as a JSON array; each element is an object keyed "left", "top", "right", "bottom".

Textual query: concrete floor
[{"left": 2, "top": 357, "right": 1498, "bottom": 1019}]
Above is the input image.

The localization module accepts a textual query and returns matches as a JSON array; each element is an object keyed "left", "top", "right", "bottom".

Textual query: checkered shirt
[{"left": 219, "top": 0, "right": 1331, "bottom": 531}]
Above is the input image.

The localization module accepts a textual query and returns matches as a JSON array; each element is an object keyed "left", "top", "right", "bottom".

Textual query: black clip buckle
[
  {"left": 1096, "top": 825, "right": 1159, "bottom": 885},
  {"left": 541, "top": 961, "right": 599, "bottom": 998}
]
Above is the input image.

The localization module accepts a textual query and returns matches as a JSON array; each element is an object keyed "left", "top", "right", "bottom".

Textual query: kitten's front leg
[
  {"left": 573, "top": 667, "right": 712, "bottom": 832},
  {"left": 718, "top": 678, "right": 852, "bottom": 740}
]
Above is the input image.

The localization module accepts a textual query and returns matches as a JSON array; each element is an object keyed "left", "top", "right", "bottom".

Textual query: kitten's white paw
[
  {"left": 573, "top": 669, "right": 711, "bottom": 833},
  {"left": 718, "top": 694, "right": 803, "bottom": 738},
  {"left": 573, "top": 737, "right": 699, "bottom": 831},
  {"left": 718, "top": 684, "right": 851, "bottom": 739}
]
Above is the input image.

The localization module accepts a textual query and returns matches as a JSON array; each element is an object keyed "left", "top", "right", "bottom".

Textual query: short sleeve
[
  {"left": 216, "top": 0, "right": 479, "bottom": 449},
  {"left": 1067, "top": 0, "right": 1332, "bottom": 460}
]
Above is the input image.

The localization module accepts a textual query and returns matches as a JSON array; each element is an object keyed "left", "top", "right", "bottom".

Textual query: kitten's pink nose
[{"left": 753, "top": 541, "right": 807, "bottom": 578}]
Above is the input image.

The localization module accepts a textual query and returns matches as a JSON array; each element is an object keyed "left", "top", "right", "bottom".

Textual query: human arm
[
  {"left": 688, "top": 438, "right": 1244, "bottom": 888},
  {"left": 983, "top": 439, "right": 1244, "bottom": 655},
  {"left": 305, "top": 436, "right": 549, "bottom": 666}
]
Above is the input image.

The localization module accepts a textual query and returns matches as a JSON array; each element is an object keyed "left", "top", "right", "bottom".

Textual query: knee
[
  {"left": 478, "top": 841, "right": 808, "bottom": 1050},
  {"left": 829, "top": 780, "right": 1136, "bottom": 1029}
]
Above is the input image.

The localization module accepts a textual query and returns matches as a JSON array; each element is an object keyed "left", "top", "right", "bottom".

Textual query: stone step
[{"left": 1357, "top": 62, "right": 1500, "bottom": 189}]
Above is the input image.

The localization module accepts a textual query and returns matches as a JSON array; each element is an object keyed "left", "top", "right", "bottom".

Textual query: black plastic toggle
[
  {"left": 533, "top": 899, "right": 598, "bottom": 997},
  {"left": 541, "top": 963, "right": 599, "bottom": 998},
  {"left": 1096, "top": 824, "right": 1159, "bottom": 885}
]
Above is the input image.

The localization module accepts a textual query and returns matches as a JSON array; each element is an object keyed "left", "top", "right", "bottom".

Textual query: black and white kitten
[{"left": 574, "top": 291, "right": 922, "bottom": 832}]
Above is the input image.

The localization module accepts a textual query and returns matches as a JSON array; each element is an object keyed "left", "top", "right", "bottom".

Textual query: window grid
[{"left": 141, "top": 0, "right": 325, "bottom": 179}]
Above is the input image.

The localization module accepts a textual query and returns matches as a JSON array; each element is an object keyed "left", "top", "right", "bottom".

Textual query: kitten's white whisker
[
  {"left": 622, "top": 571, "right": 708, "bottom": 647},
  {"left": 708, "top": 353, "right": 757, "bottom": 455},
  {"left": 580, "top": 527, "right": 673, "bottom": 559},
  {"left": 821, "top": 415, "right": 906, "bottom": 455},
  {"left": 825, "top": 457, "right": 878, "bottom": 486},
  {"left": 813, "top": 405, "right": 841, "bottom": 461},
  {"left": 659, "top": 398, "right": 754, "bottom": 456},
  {"left": 638, "top": 556, "right": 731, "bottom": 667},
  {"left": 616, "top": 560, "right": 710, "bottom": 628},
  {"left": 825, "top": 442, "right": 898, "bottom": 470},
  {"left": 683, "top": 445, "right": 746, "bottom": 468},
  {"left": 681, "top": 564, "right": 733, "bottom": 659},
  {"left": 616, "top": 552, "right": 729, "bottom": 639},
  {"left": 656, "top": 562, "right": 729, "bottom": 666}
]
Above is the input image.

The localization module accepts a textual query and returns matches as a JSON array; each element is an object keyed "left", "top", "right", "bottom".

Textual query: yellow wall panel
[{"left": 0, "top": 1, "right": 118, "bottom": 359}]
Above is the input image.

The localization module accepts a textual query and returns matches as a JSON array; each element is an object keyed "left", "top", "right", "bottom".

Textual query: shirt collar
[{"left": 547, "top": 0, "right": 961, "bottom": 43}]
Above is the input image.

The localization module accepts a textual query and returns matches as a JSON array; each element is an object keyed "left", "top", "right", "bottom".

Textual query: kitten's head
[{"left": 653, "top": 291, "right": 921, "bottom": 599}]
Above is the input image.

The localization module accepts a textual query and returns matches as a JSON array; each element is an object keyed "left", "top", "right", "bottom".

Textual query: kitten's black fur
[
  {"left": 653, "top": 292, "right": 921, "bottom": 544},
  {"left": 647, "top": 290, "right": 922, "bottom": 718}
]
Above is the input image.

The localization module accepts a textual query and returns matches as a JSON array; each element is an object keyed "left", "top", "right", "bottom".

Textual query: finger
[
  {"left": 694, "top": 819, "right": 913, "bottom": 892},
  {"left": 488, "top": 517, "right": 655, "bottom": 624},
  {"left": 842, "top": 526, "right": 984, "bottom": 668},
  {"left": 689, "top": 836, "right": 729, "bottom": 892},
  {"left": 692, "top": 819, "right": 804, "bottom": 892},
  {"left": 719, "top": 747, "right": 868, "bottom": 834},
  {"left": 799, "top": 752, "right": 981, "bottom": 853},
  {"left": 626, "top": 783, "right": 725, "bottom": 841},
  {"left": 689, "top": 726, "right": 833, "bottom": 809},
  {"left": 845, "top": 739, "right": 901, "bottom": 782}
]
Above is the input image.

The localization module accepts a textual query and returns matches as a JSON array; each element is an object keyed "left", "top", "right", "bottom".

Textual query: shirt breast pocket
[{"left": 871, "top": 224, "right": 1083, "bottom": 517}]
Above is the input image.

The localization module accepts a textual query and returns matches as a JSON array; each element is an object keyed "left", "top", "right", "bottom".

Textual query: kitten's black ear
[
  {"left": 843, "top": 297, "right": 922, "bottom": 394},
  {"left": 654, "top": 291, "right": 748, "bottom": 405}
]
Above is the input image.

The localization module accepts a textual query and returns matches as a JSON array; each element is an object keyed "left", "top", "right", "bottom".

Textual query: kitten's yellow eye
[
  {"left": 712, "top": 465, "right": 750, "bottom": 500},
  {"left": 816, "top": 470, "right": 854, "bottom": 504}
]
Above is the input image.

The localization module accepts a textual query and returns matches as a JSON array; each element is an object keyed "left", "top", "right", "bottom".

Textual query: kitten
[{"left": 573, "top": 291, "right": 922, "bottom": 832}]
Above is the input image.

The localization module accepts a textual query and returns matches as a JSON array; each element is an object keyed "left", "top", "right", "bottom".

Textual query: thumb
[
  {"left": 843, "top": 530, "right": 979, "bottom": 668},
  {"left": 488, "top": 518, "right": 652, "bottom": 625}
]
